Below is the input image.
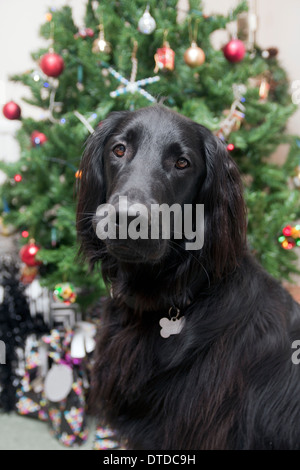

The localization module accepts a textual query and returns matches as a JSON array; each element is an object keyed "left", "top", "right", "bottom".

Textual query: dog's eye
[
  {"left": 175, "top": 158, "right": 190, "bottom": 169},
  {"left": 113, "top": 144, "right": 126, "bottom": 157}
]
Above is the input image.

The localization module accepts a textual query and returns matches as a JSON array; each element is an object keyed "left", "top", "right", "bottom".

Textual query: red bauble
[
  {"left": 14, "top": 174, "right": 22, "bottom": 182},
  {"left": 74, "top": 28, "right": 94, "bottom": 39},
  {"left": 2, "top": 101, "right": 21, "bottom": 120},
  {"left": 19, "top": 242, "right": 42, "bottom": 267},
  {"left": 31, "top": 131, "right": 47, "bottom": 147},
  {"left": 223, "top": 39, "right": 246, "bottom": 63},
  {"left": 282, "top": 225, "right": 292, "bottom": 237},
  {"left": 154, "top": 42, "right": 175, "bottom": 72},
  {"left": 227, "top": 143, "right": 235, "bottom": 151},
  {"left": 40, "top": 52, "right": 65, "bottom": 77},
  {"left": 85, "top": 28, "right": 95, "bottom": 37}
]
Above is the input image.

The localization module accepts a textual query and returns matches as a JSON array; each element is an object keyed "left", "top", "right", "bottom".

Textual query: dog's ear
[
  {"left": 197, "top": 131, "right": 247, "bottom": 278},
  {"left": 76, "top": 111, "right": 129, "bottom": 267}
]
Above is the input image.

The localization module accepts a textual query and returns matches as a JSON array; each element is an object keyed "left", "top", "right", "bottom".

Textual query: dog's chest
[{"left": 100, "top": 308, "right": 186, "bottom": 392}]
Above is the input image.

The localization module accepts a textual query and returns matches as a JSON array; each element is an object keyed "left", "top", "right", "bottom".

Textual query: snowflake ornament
[{"left": 101, "top": 42, "right": 160, "bottom": 103}]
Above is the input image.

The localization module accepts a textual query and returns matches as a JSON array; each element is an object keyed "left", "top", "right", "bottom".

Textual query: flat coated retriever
[{"left": 76, "top": 104, "right": 300, "bottom": 450}]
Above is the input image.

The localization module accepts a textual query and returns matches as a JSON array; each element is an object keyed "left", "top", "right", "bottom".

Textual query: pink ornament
[
  {"left": 19, "top": 242, "right": 42, "bottom": 267},
  {"left": 40, "top": 52, "right": 65, "bottom": 77},
  {"left": 31, "top": 131, "right": 47, "bottom": 147},
  {"left": 2, "top": 101, "right": 21, "bottom": 120},
  {"left": 223, "top": 39, "right": 246, "bottom": 63}
]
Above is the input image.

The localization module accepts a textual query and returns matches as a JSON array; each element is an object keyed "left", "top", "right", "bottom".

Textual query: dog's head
[{"left": 76, "top": 105, "right": 246, "bottom": 278}]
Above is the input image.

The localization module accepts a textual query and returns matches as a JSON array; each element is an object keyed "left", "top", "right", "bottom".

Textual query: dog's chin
[{"left": 105, "top": 240, "right": 167, "bottom": 264}]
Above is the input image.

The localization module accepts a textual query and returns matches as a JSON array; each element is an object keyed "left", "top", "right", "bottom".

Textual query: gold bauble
[
  {"left": 92, "top": 37, "right": 112, "bottom": 54},
  {"left": 92, "top": 23, "right": 111, "bottom": 54},
  {"left": 184, "top": 41, "right": 205, "bottom": 68}
]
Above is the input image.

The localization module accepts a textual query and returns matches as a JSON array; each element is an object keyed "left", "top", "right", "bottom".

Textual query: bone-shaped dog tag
[{"left": 159, "top": 316, "right": 185, "bottom": 338}]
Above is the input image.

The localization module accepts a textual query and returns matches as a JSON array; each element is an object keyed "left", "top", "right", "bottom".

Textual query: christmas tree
[{"left": 1, "top": 0, "right": 300, "bottom": 307}]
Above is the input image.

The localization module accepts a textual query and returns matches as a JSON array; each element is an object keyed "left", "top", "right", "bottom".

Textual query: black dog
[{"left": 76, "top": 105, "right": 300, "bottom": 450}]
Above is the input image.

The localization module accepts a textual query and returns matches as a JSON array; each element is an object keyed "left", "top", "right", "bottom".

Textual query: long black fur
[{"left": 77, "top": 105, "right": 300, "bottom": 450}]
